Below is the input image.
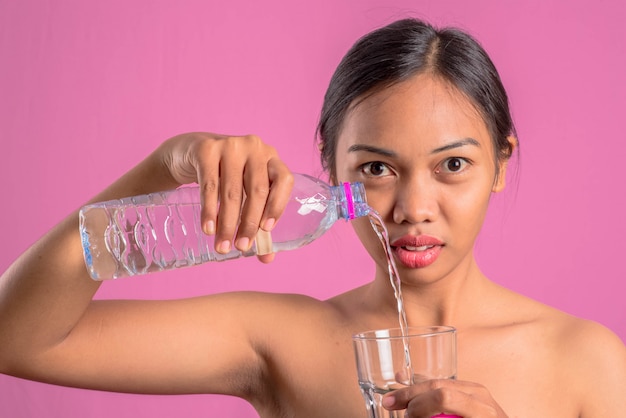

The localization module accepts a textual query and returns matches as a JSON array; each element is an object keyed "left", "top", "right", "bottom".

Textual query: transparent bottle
[{"left": 79, "top": 173, "right": 369, "bottom": 280}]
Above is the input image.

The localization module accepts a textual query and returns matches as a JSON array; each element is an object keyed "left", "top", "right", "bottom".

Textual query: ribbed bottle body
[{"left": 80, "top": 174, "right": 369, "bottom": 280}]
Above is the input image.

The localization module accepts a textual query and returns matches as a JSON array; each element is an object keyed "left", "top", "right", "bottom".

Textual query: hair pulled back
[{"left": 317, "top": 18, "right": 516, "bottom": 179}]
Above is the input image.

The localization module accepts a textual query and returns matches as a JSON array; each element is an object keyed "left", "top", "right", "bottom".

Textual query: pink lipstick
[{"left": 390, "top": 235, "right": 443, "bottom": 268}]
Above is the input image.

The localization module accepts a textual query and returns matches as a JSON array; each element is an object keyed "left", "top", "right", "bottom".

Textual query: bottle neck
[{"left": 330, "top": 182, "right": 370, "bottom": 220}]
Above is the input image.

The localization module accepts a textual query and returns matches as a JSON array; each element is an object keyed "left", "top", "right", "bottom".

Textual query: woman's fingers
[
  {"left": 235, "top": 144, "right": 294, "bottom": 254},
  {"left": 260, "top": 156, "right": 294, "bottom": 232},
  {"left": 195, "top": 138, "right": 221, "bottom": 236},
  {"left": 158, "top": 132, "right": 292, "bottom": 259},
  {"left": 211, "top": 136, "right": 246, "bottom": 253},
  {"left": 384, "top": 379, "right": 505, "bottom": 418},
  {"left": 249, "top": 157, "right": 294, "bottom": 261}
]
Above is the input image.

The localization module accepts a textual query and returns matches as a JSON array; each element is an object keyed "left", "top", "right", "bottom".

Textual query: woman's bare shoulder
[
  {"left": 555, "top": 313, "right": 626, "bottom": 368},
  {"left": 505, "top": 289, "right": 623, "bottom": 345},
  {"left": 554, "top": 314, "right": 626, "bottom": 413},
  {"left": 500, "top": 286, "right": 624, "bottom": 346},
  {"left": 497, "top": 286, "right": 626, "bottom": 404}
]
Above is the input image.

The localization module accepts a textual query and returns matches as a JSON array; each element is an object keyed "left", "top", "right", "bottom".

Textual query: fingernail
[
  {"left": 262, "top": 218, "right": 275, "bottom": 231},
  {"left": 204, "top": 220, "right": 215, "bottom": 235},
  {"left": 236, "top": 237, "right": 250, "bottom": 251},
  {"left": 382, "top": 394, "right": 395, "bottom": 408},
  {"left": 218, "top": 240, "right": 231, "bottom": 253}
]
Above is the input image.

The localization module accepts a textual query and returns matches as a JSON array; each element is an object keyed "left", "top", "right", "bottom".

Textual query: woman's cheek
[{"left": 351, "top": 217, "right": 387, "bottom": 262}]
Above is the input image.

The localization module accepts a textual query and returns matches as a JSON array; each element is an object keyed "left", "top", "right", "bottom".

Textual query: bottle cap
[{"left": 342, "top": 182, "right": 355, "bottom": 219}]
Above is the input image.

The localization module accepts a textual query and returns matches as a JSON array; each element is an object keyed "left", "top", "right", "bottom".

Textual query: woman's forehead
[{"left": 337, "top": 74, "right": 491, "bottom": 152}]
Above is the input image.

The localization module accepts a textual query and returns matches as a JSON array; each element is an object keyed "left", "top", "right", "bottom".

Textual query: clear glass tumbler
[{"left": 352, "top": 326, "right": 459, "bottom": 418}]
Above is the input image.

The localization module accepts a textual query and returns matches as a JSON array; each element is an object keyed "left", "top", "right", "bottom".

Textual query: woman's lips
[{"left": 390, "top": 235, "right": 443, "bottom": 268}]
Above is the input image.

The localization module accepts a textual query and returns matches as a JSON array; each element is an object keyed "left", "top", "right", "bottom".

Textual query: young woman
[{"left": 1, "top": 18, "right": 624, "bottom": 418}]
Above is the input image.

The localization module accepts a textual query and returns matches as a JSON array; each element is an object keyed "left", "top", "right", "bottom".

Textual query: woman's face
[{"left": 334, "top": 73, "right": 507, "bottom": 286}]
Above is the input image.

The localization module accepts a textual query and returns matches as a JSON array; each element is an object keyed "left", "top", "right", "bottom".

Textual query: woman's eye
[
  {"left": 361, "top": 161, "right": 390, "bottom": 177},
  {"left": 439, "top": 157, "right": 469, "bottom": 174}
]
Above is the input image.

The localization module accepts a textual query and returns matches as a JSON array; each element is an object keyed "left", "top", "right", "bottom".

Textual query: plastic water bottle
[{"left": 79, "top": 173, "right": 369, "bottom": 280}]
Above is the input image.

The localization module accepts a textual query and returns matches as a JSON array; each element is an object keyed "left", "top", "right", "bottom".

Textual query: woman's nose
[{"left": 392, "top": 178, "right": 438, "bottom": 224}]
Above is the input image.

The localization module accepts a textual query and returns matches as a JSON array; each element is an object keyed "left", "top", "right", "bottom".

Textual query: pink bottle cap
[{"left": 342, "top": 182, "right": 355, "bottom": 219}]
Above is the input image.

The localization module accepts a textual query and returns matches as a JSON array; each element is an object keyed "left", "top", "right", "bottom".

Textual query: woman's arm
[{"left": 0, "top": 132, "right": 293, "bottom": 397}]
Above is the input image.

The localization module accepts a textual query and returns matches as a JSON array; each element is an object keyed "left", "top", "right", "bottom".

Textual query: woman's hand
[
  {"left": 383, "top": 379, "right": 508, "bottom": 418},
  {"left": 153, "top": 132, "right": 294, "bottom": 262}
]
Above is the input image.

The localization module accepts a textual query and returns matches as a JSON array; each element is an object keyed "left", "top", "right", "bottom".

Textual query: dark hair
[{"left": 317, "top": 18, "right": 516, "bottom": 180}]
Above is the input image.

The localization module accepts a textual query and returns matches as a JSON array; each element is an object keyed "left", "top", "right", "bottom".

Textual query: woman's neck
[{"left": 370, "top": 254, "right": 492, "bottom": 327}]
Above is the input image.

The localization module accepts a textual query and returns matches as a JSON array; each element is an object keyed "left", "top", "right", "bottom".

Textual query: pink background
[{"left": 1, "top": 0, "right": 625, "bottom": 416}]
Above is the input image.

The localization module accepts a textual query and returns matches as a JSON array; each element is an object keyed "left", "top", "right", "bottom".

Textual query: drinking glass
[{"left": 352, "top": 326, "right": 459, "bottom": 418}]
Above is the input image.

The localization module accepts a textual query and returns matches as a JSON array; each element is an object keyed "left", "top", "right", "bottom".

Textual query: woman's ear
[{"left": 492, "top": 135, "right": 517, "bottom": 192}]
